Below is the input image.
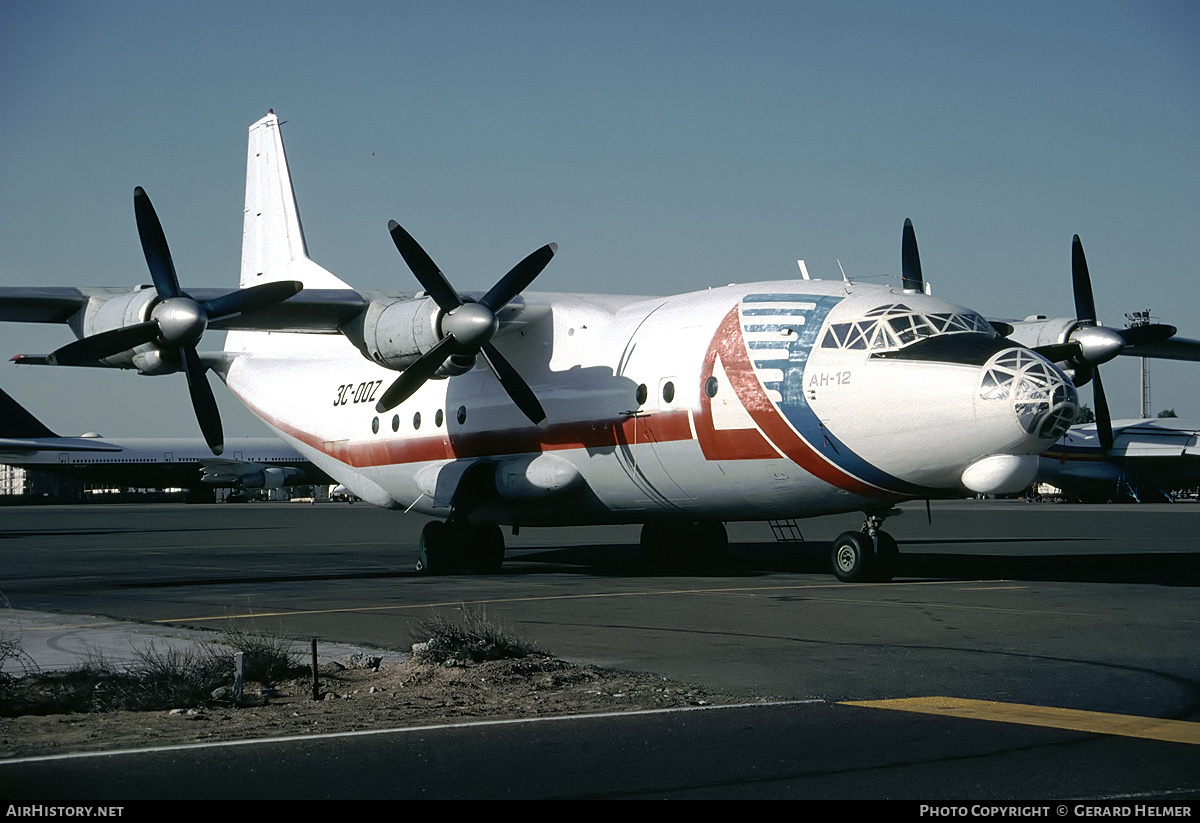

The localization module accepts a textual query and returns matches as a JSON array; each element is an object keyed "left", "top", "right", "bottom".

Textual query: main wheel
[
  {"left": 417, "top": 521, "right": 450, "bottom": 574},
  {"left": 466, "top": 523, "right": 506, "bottom": 574},
  {"left": 690, "top": 521, "right": 729, "bottom": 570},
  {"left": 831, "top": 531, "right": 875, "bottom": 582},
  {"left": 417, "top": 521, "right": 506, "bottom": 574},
  {"left": 639, "top": 522, "right": 674, "bottom": 568}
]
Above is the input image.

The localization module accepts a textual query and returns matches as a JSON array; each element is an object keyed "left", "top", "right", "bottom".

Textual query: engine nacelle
[
  {"left": 1003, "top": 316, "right": 1079, "bottom": 350},
  {"left": 69, "top": 287, "right": 180, "bottom": 375},
  {"left": 241, "top": 467, "right": 288, "bottom": 489},
  {"left": 351, "top": 297, "right": 442, "bottom": 371}
]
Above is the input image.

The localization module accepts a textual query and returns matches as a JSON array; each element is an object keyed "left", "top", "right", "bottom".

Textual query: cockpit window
[{"left": 820, "top": 303, "right": 994, "bottom": 352}]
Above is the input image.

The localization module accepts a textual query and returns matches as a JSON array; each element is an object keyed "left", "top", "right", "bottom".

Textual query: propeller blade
[
  {"left": 480, "top": 243, "right": 557, "bottom": 313},
  {"left": 201, "top": 280, "right": 304, "bottom": 321},
  {"left": 1117, "top": 335, "right": 1200, "bottom": 362},
  {"left": 133, "top": 187, "right": 183, "bottom": 300},
  {"left": 480, "top": 342, "right": 546, "bottom": 425},
  {"left": 181, "top": 346, "right": 223, "bottom": 455},
  {"left": 1118, "top": 323, "right": 1177, "bottom": 348},
  {"left": 388, "top": 221, "right": 461, "bottom": 312},
  {"left": 1092, "top": 368, "right": 1113, "bottom": 455},
  {"left": 47, "top": 322, "right": 160, "bottom": 366},
  {"left": 375, "top": 335, "right": 459, "bottom": 413},
  {"left": 1071, "top": 235, "right": 1097, "bottom": 324},
  {"left": 901, "top": 218, "right": 923, "bottom": 292}
]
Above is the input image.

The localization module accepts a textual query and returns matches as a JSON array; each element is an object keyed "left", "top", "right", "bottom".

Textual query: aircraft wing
[
  {"left": 0, "top": 287, "right": 549, "bottom": 337},
  {"left": 0, "top": 436, "right": 123, "bottom": 454},
  {"left": 0, "top": 287, "right": 372, "bottom": 334},
  {"left": 1110, "top": 421, "right": 1200, "bottom": 458},
  {"left": 0, "top": 288, "right": 96, "bottom": 324}
]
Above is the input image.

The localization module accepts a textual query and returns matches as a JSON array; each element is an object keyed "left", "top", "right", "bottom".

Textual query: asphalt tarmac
[{"left": 1, "top": 499, "right": 1197, "bottom": 801}]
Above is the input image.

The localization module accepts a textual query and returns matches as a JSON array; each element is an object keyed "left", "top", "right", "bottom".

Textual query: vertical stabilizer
[
  {"left": 240, "top": 112, "right": 350, "bottom": 290},
  {"left": 0, "top": 387, "right": 58, "bottom": 438}
]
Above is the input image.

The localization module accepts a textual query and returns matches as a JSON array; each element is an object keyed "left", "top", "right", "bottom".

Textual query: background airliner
[
  {"left": 1039, "top": 417, "right": 1200, "bottom": 503},
  {"left": 0, "top": 386, "right": 328, "bottom": 496}
]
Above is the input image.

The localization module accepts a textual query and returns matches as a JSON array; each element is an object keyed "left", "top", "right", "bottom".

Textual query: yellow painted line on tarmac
[
  {"left": 842, "top": 697, "right": 1200, "bottom": 745},
  {"left": 157, "top": 578, "right": 1008, "bottom": 623},
  {"left": 159, "top": 577, "right": 1170, "bottom": 625}
]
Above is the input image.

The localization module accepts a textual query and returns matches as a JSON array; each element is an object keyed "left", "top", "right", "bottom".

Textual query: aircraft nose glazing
[{"left": 978, "top": 348, "right": 1079, "bottom": 441}]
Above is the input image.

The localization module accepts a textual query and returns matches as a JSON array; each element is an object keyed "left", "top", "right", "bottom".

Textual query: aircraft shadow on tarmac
[
  {"left": 504, "top": 540, "right": 1200, "bottom": 587},
  {"left": 110, "top": 540, "right": 1200, "bottom": 588}
]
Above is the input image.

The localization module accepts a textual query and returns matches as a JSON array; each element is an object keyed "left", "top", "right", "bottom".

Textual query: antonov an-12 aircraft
[{"left": 2, "top": 112, "right": 1197, "bottom": 581}]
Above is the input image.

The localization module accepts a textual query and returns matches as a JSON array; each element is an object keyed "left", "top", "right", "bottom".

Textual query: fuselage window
[
  {"left": 662, "top": 381, "right": 675, "bottom": 404},
  {"left": 457, "top": 405, "right": 467, "bottom": 425},
  {"left": 435, "top": 409, "right": 444, "bottom": 427},
  {"left": 704, "top": 376, "right": 718, "bottom": 398},
  {"left": 413, "top": 412, "right": 422, "bottom": 431},
  {"left": 371, "top": 416, "right": 379, "bottom": 434},
  {"left": 636, "top": 384, "right": 648, "bottom": 405},
  {"left": 391, "top": 415, "right": 399, "bottom": 432}
]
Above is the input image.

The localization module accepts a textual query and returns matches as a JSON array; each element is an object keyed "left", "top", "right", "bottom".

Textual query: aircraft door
[{"left": 616, "top": 343, "right": 695, "bottom": 509}]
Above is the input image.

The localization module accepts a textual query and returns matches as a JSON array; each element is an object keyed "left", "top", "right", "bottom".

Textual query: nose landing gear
[{"left": 831, "top": 510, "right": 899, "bottom": 583}]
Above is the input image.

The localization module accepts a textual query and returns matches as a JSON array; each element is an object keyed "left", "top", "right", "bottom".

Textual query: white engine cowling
[
  {"left": 353, "top": 297, "right": 442, "bottom": 371},
  {"left": 1003, "top": 316, "right": 1078, "bottom": 351}
]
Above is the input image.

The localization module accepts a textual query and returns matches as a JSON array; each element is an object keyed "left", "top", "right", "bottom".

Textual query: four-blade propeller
[
  {"left": 376, "top": 220, "right": 555, "bottom": 424},
  {"left": 48, "top": 187, "right": 302, "bottom": 455},
  {"left": 1033, "top": 235, "right": 1175, "bottom": 454}
]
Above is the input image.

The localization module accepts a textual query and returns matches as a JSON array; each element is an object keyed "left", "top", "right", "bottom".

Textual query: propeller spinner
[
  {"left": 48, "top": 187, "right": 302, "bottom": 455},
  {"left": 376, "top": 221, "right": 555, "bottom": 425}
]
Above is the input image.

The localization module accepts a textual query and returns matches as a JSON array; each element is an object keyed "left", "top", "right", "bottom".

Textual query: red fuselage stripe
[{"left": 696, "top": 306, "right": 894, "bottom": 499}]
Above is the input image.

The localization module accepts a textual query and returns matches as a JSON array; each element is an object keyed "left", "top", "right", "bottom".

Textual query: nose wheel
[{"left": 831, "top": 513, "right": 899, "bottom": 582}]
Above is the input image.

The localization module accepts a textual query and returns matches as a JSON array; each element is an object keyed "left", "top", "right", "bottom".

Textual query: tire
[
  {"left": 831, "top": 531, "right": 875, "bottom": 582},
  {"left": 417, "top": 521, "right": 449, "bottom": 574},
  {"left": 691, "top": 521, "right": 729, "bottom": 571},
  {"left": 640, "top": 522, "right": 669, "bottom": 566},
  {"left": 467, "top": 523, "right": 506, "bottom": 574}
]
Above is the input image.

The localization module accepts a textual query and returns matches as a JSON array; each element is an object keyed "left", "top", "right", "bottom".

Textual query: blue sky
[{"left": 1, "top": 1, "right": 1197, "bottom": 437}]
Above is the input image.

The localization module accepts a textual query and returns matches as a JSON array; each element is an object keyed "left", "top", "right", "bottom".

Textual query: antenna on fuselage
[
  {"left": 836, "top": 259, "right": 851, "bottom": 283},
  {"left": 797, "top": 260, "right": 811, "bottom": 280}
]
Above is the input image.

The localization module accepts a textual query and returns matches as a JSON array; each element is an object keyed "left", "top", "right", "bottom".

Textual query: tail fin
[
  {"left": 240, "top": 111, "right": 351, "bottom": 290},
  {"left": 0, "top": 387, "right": 58, "bottom": 438}
]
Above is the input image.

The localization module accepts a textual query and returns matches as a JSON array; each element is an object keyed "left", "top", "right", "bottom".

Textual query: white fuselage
[{"left": 222, "top": 278, "right": 1077, "bottom": 525}]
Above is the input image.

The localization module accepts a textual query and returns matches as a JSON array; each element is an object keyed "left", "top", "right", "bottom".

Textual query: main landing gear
[
  {"left": 831, "top": 510, "right": 899, "bottom": 583},
  {"left": 417, "top": 520, "right": 506, "bottom": 574}
]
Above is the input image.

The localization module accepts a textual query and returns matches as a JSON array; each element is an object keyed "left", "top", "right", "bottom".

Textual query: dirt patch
[{"left": 0, "top": 655, "right": 758, "bottom": 759}]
